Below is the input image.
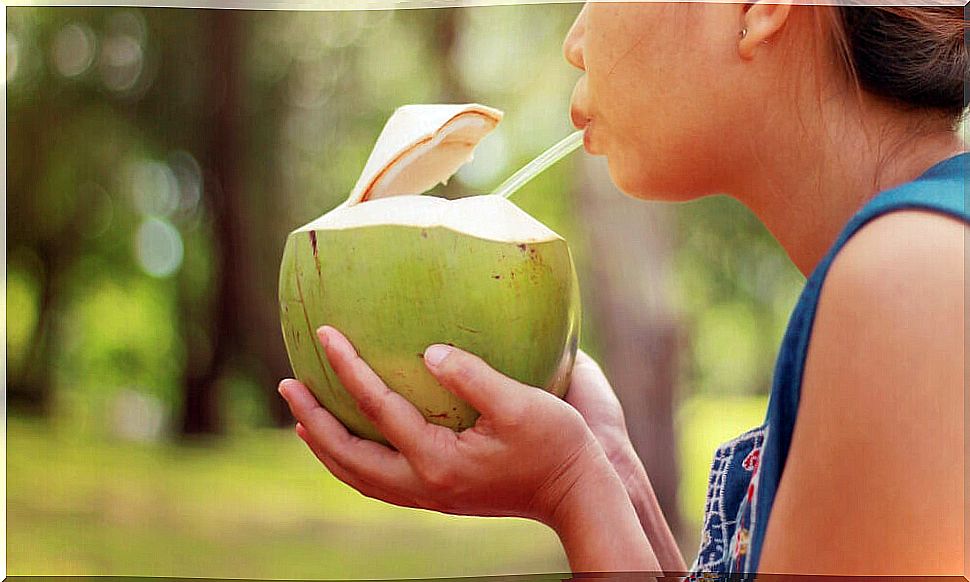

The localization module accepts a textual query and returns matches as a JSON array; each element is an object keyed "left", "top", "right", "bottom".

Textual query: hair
[{"left": 826, "top": 7, "right": 968, "bottom": 121}]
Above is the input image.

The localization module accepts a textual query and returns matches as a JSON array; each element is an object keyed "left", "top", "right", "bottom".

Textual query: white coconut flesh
[
  {"left": 345, "top": 103, "right": 504, "bottom": 203},
  {"left": 299, "top": 194, "right": 561, "bottom": 244}
]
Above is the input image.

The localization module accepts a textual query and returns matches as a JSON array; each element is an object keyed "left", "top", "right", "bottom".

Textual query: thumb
[{"left": 423, "top": 344, "right": 528, "bottom": 418}]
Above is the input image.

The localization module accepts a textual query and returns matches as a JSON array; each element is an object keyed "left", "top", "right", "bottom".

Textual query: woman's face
[{"left": 564, "top": 3, "right": 763, "bottom": 200}]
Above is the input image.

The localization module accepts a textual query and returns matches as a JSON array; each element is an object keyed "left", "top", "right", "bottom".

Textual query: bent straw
[{"left": 490, "top": 130, "right": 584, "bottom": 200}]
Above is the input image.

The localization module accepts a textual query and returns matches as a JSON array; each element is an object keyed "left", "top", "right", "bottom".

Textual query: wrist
[{"left": 540, "top": 440, "right": 615, "bottom": 530}]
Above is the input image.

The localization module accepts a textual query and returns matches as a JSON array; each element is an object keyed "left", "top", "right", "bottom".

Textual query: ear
[{"left": 739, "top": 0, "right": 793, "bottom": 60}]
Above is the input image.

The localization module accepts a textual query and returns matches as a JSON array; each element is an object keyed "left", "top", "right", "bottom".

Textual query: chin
[{"left": 605, "top": 155, "right": 705, "bottom": 203}]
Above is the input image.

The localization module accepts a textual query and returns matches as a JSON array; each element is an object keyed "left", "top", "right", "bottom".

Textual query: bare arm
[
  {"left": 567, "top": 353, "right": 687, "bottom": 573},
  {"left": 759, "top": 211, "right": 965, "bottom": 574},
  {"left": 617, "top": 445, "right": 688, "bottom": 573}
]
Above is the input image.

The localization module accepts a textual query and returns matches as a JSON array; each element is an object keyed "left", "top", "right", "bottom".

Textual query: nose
[{"left": 562, "top": 4, "right": 588, "bottom": 71}]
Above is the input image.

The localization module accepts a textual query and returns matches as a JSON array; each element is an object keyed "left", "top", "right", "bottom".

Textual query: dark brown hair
[{"left": 829, "top": 7, "right": 968, "bottom": 120}]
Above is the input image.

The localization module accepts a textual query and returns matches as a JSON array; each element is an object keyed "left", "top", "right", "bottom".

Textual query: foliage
[{"left": 672, "top": 196, "right": 804, "bottom": 397}]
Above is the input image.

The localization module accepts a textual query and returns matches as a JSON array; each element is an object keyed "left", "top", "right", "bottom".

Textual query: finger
[
  {"left": 422, "top": 344, "right": 530, "bottom": 419},
  {"left": 294, "top": 423, "right": 422, "bottom": 510},
  {"left": 568, "top": 350, "right": 620, "bottom": 404},
  {"left": 317, "top": 326, "right": 440, "bottom": 456},
  {"left": 278, "top": 378, "right": 418, "bottom": 488},
  {"left": 571, "top": 349, "right": 614, "bottom": 386},
  {"left": 573, "top": 349, "right": 603, "bottom": 373}
]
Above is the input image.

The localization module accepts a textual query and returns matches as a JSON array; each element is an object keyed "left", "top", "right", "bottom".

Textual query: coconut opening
[
  {"left": 300, "top": 194, "right": 560, "bottom": 244},
  {"left": 310, "top": 103, "right": 554, "bottom": 243}
]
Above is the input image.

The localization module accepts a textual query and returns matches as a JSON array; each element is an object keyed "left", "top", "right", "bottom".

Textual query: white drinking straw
[{"left": 490, "top": 130, "right": 584, "bottom": 200}]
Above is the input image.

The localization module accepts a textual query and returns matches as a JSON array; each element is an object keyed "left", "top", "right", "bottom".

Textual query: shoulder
[
  {"left": 818, "top": 209, "right": 964, "bottom": 339},
  {"left": 758, "top": 209, "right": 965, "bottom": 574}
]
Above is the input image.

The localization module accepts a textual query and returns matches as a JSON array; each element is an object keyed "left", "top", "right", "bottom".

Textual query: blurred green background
[{"left": 6, "top": 5, "right": 806, "bottom": 578}]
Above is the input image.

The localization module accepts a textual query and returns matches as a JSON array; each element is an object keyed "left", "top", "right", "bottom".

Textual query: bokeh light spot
[
  {"left": 128, "top": 159, "right": 179, "bottom": 218},
  {"left": 52, "top": 22, "right": 97, "bottom": 78},
  {"left": 99, "top": 34, "right": 143, "bottom": 93},
  {"left": 107, "top": 10, "right": 148, "bottom": 45},
  {"left": 135, "top": 217, "right": 184, "bottom": 278}
]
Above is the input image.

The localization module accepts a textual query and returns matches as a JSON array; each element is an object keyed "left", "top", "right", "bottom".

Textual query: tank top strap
[{"left": 743, "top": 152, "right": 968, "bottom": 573}]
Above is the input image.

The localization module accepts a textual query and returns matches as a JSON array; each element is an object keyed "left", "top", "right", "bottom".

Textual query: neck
[{"left": 730, "top": 102, "right": 966, "bottom": 277}]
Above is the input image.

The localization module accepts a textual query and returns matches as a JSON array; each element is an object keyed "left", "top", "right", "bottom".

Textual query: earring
[{"left": 739, "top": 27, "right": 748, "bottom": 39}]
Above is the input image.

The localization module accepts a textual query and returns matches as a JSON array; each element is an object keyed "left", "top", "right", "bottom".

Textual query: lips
[
  {"left": 569, "top": 79, "right": 597, "bottom": 153},
  {"left": 569, "top": 81, "right": 590, "bottom": 130},
  {"left": 570, "top": 105, "right": 589, "bottom": 131}
]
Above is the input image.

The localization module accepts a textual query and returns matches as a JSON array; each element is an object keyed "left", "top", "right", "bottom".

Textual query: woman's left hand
[{"left": 278, "top": 325, "right": 609, "bottom": 526}]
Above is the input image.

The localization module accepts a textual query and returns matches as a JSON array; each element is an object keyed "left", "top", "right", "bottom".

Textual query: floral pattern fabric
[{"left": 688, "top": 425, "right": 765, "bottom": 576}]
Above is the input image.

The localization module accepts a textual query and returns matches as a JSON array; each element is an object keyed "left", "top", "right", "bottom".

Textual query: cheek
[
  {"left": 583, "top": 6, "right": 744, "bottom": 199},
  {"left": 603, "top": 121, "right": 731, "bottom": 201},
  {"left": 590, "top": 62, "right": 742, "bottom": 197}
]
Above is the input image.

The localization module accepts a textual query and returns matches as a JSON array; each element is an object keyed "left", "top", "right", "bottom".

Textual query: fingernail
[
  {"left": 280, "top": 378, "right": 302, "bottom": 397},
  {"left": 424, "top": 344, "right": 454, "bottom": 367},
  {"left": 317, "top": 326, "right": 330, "bottom": 349}
]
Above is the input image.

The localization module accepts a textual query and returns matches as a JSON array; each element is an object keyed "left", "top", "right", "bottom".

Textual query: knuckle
[
  {"left": 530, "top": 391, "right": 579, "bottom": 424},
  {"left": 415, "top": 461, "right": 453, "bottom": 491}
]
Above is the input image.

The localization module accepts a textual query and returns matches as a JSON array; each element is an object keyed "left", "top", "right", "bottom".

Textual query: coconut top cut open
[
  {"left": 310, "top": 103, "right": 561, "bottom": 244},
  {"left": 303, "top": 195, "right": 559, "bottom": 244},
  {"left": 346, "top": 103, "right": 505, "bottom": 204}
]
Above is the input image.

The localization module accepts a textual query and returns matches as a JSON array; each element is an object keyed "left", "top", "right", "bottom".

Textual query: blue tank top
[{"left": 688, "top": 152, "right": 968, "bottom": 574}]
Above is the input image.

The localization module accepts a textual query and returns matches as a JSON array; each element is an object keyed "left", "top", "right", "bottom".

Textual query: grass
[
  {"left": 6, "top": 415, "right": 566, "bottom": 578},
  {"left": 7, "top": 393, "right": 767, "bottom": 578}
]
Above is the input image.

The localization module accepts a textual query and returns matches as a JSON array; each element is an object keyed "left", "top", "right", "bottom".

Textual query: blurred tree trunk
[
  {"left": 178, "top": 11, "right": 245, "bottom": 436},
  {"left": 241, "top": 66, "right": 294, "bottom": 429},
  {"left": 178, "top": 11, "right": 294, "bottom": 434},
  {"left": 429, "top": 8, "right": 470, "bottom": 200},
  {"left": 6, "top": 105, "right": 76, "bottom": 417},
  {"left": 574, "top": 155, "right": 685, "bottom": 543},
  {"left": 6, "top": 251, "right": 58, "bottom": 415},
  {"left": 433, "top": 9, "right": 468, "bottom": 103}
]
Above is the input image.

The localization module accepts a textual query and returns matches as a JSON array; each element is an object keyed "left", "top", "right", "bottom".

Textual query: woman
[{"left": 279, "top": 3, "right": 967, "bottom": 574}]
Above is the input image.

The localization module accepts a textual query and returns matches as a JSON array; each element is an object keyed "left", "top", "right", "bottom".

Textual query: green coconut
[{"left": 278, "top": 104, "right": 581, "bottom": 444}]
